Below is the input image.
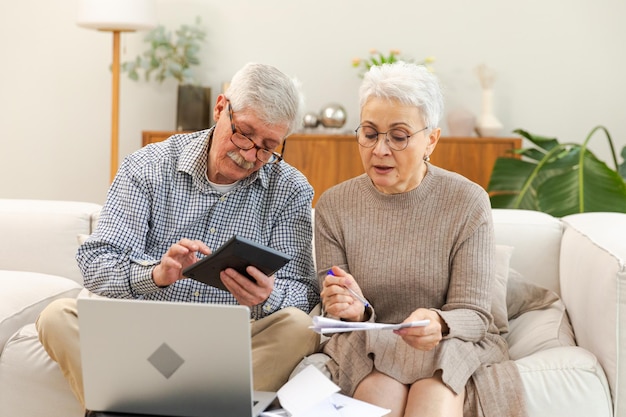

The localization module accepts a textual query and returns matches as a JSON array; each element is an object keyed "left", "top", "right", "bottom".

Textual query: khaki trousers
[{"left": 36, "top": 298, "right": 320, "bottom": 408}]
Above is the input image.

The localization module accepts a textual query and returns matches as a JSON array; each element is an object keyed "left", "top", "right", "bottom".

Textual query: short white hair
[
  {"left": 226, "top": 63, "right": 305, "bottom": 136},
  {"left": 359, "top": 61, "right": 444, "bottom": 129}
]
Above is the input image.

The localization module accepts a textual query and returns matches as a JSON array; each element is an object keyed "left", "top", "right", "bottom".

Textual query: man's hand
[
  {"left": 220, "top": 266, "right": 274, "bottom": 307},
  {"left": 152, "top": 239, "right": 211, "bottom": 287}
]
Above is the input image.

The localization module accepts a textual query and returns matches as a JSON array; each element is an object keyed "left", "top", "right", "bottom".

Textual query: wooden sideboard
[
  {"left": 142, "top": 131, "right": 521, "bottom": 206},
  {"left": 142, "top": 131, "right": 192, "bottom": 146}
]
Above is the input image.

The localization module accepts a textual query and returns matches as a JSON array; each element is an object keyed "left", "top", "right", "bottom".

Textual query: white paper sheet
[
  {"left": 271, "top": 365, "right": 390, "bottom": 417},
  {"left": 276, "top": 364, "right": 339, "bottom": 416},
  {"left": 310, "top": 316, "right": 430, "bottom": 334}
]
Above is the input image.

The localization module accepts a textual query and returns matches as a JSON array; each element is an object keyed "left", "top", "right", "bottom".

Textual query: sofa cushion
[
  {"left": 515, "top": 346, "right": 613, "bottom": 417},
  {"left": 0, "top": 323, "right": 83, "bottom": 417},
  {"left": 77, "top": 234, "right": 90, "bottom": 245},
  {"left": 492, "top": 209, "right": 563, "bottom": 295},
  {"left": 289, "top": 352, "right": 332, "bottom": 380},
  {"left": 0, "top": 271, "right": 82, "bottom": 352}
]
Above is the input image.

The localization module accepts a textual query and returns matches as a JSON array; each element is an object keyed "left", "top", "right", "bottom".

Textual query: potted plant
[
  {"left": 351, "top": 49, "right": 435, "bottom": 78},
  {"left": 121, "top": 17, "right": 210, "bottom": 131},
  {"left": 487, "top": 126, "right": 626, "bottom": 217}
]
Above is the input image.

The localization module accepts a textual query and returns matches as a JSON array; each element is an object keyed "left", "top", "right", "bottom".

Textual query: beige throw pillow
[
  {"left": 506, "top": 268, "right": 560, "bottom": 320},
  {"left": 506, "top": 299, "right": 576, "bottom": 360},
  {"left": 492, "top": 245, "right": 514, "bottom": 333}
]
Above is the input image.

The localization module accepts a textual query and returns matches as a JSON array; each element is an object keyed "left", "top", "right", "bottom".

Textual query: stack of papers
[
  {"left": 261, "top": 365, "right": 390, "bottom": 417},
  {"left": 310, "top": 316, "right": 430, "bottom": 334}
]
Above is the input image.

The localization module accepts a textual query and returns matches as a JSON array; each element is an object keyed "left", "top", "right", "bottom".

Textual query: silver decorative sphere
[
  {"left": 302, "top": 112, "right": 320, "bottom": 128},
  {"left": 319, "top": 103, "right": 347, "bottom": 128}
]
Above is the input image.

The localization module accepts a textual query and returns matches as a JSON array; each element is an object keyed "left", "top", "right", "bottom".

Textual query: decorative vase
[
  {"left": 476, "top": 89, "right": 503, "bottom": 137},
  {"left": 176, "top": 85, "right": 212, "bottom": 131}
]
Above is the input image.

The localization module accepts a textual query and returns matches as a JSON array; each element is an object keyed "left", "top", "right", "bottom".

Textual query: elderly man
[{"left": 36, "top": 62, "right": 320, "bottom": 411}]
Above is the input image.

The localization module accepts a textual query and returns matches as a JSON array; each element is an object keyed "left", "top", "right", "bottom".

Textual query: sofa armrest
[
  {"left": 0, "top": 271, "right": 82, "bottom": 353},
  {"left": 0, "top": 199, "right": 102, "bottom": 284},
  {"left": 560, "top": 212, "right": 626, "bottom": 416}
]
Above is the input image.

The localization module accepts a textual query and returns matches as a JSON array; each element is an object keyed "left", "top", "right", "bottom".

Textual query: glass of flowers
[{"left": 352, "top": 48, "right": 435, "bottom": 77}]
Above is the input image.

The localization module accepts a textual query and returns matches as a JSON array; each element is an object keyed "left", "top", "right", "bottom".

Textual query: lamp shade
[{"left": 77, "top": 0, "right": 157, "bottom": 31}]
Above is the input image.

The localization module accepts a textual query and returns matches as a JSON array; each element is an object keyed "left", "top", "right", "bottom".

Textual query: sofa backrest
[
  {"left": 0, "top": 199, "right": 102, "bottom": 284},
  {"left": 313, "top": 208, "right": 564, "bottom": 295},
  {"left": 492, "top": 209, "right": 564, "bottom": 295}
]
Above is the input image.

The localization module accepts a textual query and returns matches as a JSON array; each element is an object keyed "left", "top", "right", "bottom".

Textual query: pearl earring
[{"left": 423, "top": 155, "right": 430, "bottom": 162}]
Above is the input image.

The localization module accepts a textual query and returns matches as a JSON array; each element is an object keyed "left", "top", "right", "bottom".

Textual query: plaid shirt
[{"left": 77, "top": 129, "right": 318, "bottom": 319}]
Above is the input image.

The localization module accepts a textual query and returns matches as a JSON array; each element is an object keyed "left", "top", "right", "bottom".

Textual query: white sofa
[
  {"left": 0, "top": 199, "right": 101, "bottom": 417},
  {"left": 0, "top": 198, "right": 624, "bottom": 417}
]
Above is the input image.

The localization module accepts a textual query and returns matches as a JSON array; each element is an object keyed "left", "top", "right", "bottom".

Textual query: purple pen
[{"left": 327, "top": 269, "right": 370, "bottom": 308}]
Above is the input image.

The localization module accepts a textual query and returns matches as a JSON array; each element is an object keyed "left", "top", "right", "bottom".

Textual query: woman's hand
[
  {"left": 393, "top": 308, "right": 448, "bottom": 351},
  {"left": 152, "top": 238, "right": 211, "bottom": 287},
  {"left": 321, "top": 266, "right": 367, "bottom": 322}
]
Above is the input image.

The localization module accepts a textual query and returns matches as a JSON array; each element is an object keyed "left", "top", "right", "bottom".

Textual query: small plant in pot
[
  {"left": 121, "top": 17, "right": 210, "bottom": 132},
  {"left": 488, "top": 126, "right": 626, "bottom": 217}
]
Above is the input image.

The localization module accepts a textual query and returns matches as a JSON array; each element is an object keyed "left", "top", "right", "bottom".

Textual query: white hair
[
  {"left": 359, "top": 61, "right": 444, "bottom": 129},
  {"left": 225, "top": 63, "right": 305, "bottom": 136}
]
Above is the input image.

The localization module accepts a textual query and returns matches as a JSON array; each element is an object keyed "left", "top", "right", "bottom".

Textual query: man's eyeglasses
[
  {"left": 227, "top": 102, "right": 283, "bottom": 164},
  {"left": 355, "top": 125, "right": 429, "bottom": 151}
]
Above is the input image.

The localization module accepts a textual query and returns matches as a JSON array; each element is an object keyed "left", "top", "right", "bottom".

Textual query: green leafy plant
[
  {"left": 121, "top": 17, "right": 205, "bottom": 85},
  {"left": 488, "top": 126, "right": 626, "bottom": 217},
  {"left": 351, "top": 49, "right": 435, "bottom": 77}
]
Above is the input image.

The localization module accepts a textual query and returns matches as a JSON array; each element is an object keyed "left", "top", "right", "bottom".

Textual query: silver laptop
[{"left": 78, "top": 297, "right": 277, "bottom": 417}]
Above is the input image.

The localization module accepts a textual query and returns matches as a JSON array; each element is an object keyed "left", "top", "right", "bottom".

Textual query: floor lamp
[{"left": 77, "top": 0, "right": 156, "bottom": 183}]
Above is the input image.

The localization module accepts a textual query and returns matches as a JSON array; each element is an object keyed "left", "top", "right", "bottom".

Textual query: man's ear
[{"left": 213, "top": 94, "right": 227, "bottom": 121}]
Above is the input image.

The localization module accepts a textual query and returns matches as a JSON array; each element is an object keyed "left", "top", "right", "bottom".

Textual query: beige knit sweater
[{"left": 314, "top": 164, "right": 527, "bottom": 417}]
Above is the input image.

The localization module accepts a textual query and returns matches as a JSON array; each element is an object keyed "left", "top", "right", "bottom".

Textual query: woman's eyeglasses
[{"left": 355, "top": 125, "right": 429, "bottom": 151}]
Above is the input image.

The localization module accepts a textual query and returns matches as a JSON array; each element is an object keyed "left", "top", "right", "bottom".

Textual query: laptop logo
[{"left": 147, "top": 343, "right": 185, "bottom": 379}]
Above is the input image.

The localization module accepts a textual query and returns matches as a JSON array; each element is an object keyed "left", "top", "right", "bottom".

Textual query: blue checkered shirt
[{"left": 77, "top": 129, "right": 319, "bottom": 319}]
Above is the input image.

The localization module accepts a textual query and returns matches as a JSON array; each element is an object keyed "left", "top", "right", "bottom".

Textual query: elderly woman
[{"left": 315, "top": 62, "right": 527, "bottom": 417}]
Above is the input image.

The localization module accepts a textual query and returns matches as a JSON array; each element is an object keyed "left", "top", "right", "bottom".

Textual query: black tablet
[{"left": 182, "top": 235, "right": 292, "bottom": 291}]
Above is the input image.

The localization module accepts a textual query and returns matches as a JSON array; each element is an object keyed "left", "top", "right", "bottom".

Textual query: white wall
[{"left": 1, "top": 0, "right": 624, "bottom": 204}]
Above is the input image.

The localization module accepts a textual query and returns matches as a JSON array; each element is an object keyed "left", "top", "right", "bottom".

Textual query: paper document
[
  {"left": 264, "top": 364, "right": 390, "bottom": 417},
  {"left": 310, "top": 316, "right": 430, "bottom": 334}
]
